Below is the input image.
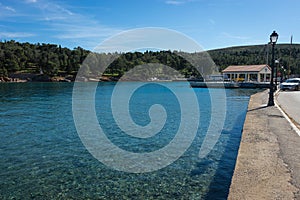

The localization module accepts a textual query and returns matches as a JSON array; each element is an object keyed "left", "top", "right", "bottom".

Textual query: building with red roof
[{"left": 222, "top": 64, "right": 271, "bottom": 82}]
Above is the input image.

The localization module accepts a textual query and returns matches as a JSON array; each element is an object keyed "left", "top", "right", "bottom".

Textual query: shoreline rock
[{"left": 0, "top": 73, "right": 75, "bottom": 83}]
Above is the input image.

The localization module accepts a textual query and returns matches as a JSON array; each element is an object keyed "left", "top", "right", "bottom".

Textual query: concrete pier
[{"left": 228, "top": 90, "right": 300, "bottom": 199}]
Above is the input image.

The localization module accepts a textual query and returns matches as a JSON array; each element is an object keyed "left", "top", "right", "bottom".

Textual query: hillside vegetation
[
  {"left": 0, "top": 40, "right": 89, "bottom": 80},
  {"left": 0, "top": 40, "right": 299, "bottom": 81},
  {"left": 209, "top": 44, "right": 300, "bottom": 75}
]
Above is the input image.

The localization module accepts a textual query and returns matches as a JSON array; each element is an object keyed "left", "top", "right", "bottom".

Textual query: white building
[{"left": 222, "top": 64, "right": 271, "bottom": 82}]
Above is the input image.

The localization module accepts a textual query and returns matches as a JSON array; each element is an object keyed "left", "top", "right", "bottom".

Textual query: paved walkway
[{"left": 228, "top": 90, "right": 300, "bottom": 200}]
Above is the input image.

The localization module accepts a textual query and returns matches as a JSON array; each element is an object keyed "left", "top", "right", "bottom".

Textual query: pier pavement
[{"left": 228, "top": 90, "right": 300, "bottom": 200}]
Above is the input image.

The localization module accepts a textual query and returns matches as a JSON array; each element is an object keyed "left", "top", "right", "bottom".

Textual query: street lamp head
[{"left": 270, "top": 31, "right": 279, "bottom": 44}]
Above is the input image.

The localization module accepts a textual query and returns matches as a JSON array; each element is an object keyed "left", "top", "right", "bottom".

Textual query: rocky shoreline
[
  {"left": 0, "top": 73, "right": 185, "bottom": 83},
  {"left": 2, "top": 72, "right": 77, "bottom": 83},
  {"left": 0, "top": 73, "right": 72, "bottom": 83}
]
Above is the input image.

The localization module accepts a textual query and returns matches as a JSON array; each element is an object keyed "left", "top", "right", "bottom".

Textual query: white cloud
[
  {"left": 25, "top": 0, "right": 38, "bottom": 3},
  {"left": 31, "top": 0, "right": 74, "bottom": 20},
  {"left": 0, "top": 32, "right": 35, "bottom": 38},
  {"left": 24, "top": 0, "right": 124, "bottom": 49},
  {"left": 52, "top": 4, "right": 73, "bottom": 16},
  {"left": 5, "top": 6, "right": 16, "bottom": 12},
  {"left": 49, "top": 21, "right": 123, "bottom": 49},
  {"left": 165, "top": 0, "right": 184, "bottom": 5},
  {"left": 1, "top": 0, "right": 123, "bottom": 49},
  {"left": 165, "top": 0, "right": 194, "bottom": 5},
  {"left": 0, "top": 3, "right": 16, "bottom": 14},
  {"left": 52, "top": 23, "right": 121, "bottom": 39}
]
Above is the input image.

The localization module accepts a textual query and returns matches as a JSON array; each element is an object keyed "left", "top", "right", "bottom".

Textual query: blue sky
[{"left": 0, "top": 0, "right": 299, "bottom": 51}]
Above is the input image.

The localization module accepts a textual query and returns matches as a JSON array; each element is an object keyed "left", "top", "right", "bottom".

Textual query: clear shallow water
[{"left": 0, "top": 82, "right": 260, "bottom": 199}]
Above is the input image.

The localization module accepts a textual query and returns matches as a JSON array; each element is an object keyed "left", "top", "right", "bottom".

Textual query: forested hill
[
  {"left": 209, "top": 44, "right": 300, "bottom": 74},
  {"left": 0, "top": 40, "right": 90, "bottom": 81},
  {"left": 0, "top": 40, "right": 299, "bottom": 82}
]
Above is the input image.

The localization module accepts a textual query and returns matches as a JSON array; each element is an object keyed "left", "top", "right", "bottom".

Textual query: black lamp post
[
  {"left": 268, "top": 31, "right": 279, "bottom": 106},
  {"left": 275, "top": 59, "right": 279, "bottom": 88}
]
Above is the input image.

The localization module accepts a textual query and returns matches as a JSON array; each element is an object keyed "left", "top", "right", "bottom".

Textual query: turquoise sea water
[{"left": 0, "top": 82, "right": 260, "bottom": 199}]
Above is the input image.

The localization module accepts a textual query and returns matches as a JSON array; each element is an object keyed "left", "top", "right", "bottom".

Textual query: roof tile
[{"left": 222, "top": 64, "right": 270, "bottom": 73}]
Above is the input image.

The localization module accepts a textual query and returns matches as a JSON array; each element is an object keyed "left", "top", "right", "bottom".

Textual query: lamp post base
[{"left": 268, "top": 87, "right": 275, "bottom": 106}]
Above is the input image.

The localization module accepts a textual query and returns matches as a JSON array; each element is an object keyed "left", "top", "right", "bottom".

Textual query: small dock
[{"left": 189, "top": 81, "right": 270, "bottom": 89}]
